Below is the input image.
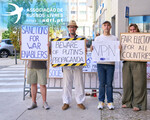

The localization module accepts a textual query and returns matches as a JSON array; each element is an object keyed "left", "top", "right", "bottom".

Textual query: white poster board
[
  {"left": 120, "top": 33, "right": 150, "bottom": 61},
  {"left": 21, "top": 25, "right": 49, "bottom": 60},
  {"left": 51, "top": 38, "right": 86, "bottom": 67},
  {"left": 49, "top": 64, "right": 63, "bottom": 78},
  {"left": 83, "top": 52, "right": 97, "bottom": 72},
  {"left": 92, "top": 40, "right": 120, "bottom": 62}
]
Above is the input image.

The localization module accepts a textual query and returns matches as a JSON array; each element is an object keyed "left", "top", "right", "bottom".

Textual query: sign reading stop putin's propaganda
[
  {"left": 21, "top": 25, "right": 49, "bottom": 60},
  {"left": 51, "top": 38, "right": 86, "bottom": 67},
  {"left": 120, "top": 33, "right": 150, "bottom": 61}
]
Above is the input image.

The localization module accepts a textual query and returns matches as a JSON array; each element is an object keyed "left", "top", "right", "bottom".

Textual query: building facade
[
  {"left": 68, "top": 0, "right": 94, "bottom": 38},
  {"left": 95, "top": 0, "right": 150, "bottom": 88},
  {"left": 95, "top": 0, "right": 150, "bottom": 37}
]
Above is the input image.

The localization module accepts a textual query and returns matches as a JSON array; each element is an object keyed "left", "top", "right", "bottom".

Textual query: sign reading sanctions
[
  {"left": 21, "top": 25, "right": 49, "bottom": 60},
  {"left": 51, "top": 38, "right": 86, "bottom": 67},
  {"left": 121, "top": 33, "right": 150, "bottom": 61}
]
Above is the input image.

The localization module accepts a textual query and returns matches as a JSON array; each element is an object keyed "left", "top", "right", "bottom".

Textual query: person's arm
[{"left": 47, "top": 41, "right": 51, "bottom": 55}]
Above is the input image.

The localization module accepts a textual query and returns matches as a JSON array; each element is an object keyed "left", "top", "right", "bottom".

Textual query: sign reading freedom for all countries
[
  {"left": 92, "top": 40, "right": 120, "bottom": 62},
  {"left": 120, "top": 33, "right": 150, "bottom": 61},
  {"left": 51, "top": 38, "right": 86, "bottom": 67},
  {"left": 21, "top": 25, "right": 49, "bottom": 60}
]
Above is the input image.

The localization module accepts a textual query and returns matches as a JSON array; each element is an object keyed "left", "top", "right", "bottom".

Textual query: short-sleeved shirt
[
  {"left": 94, "top": 34, "right": 118, "bottom": 65},
  {"left": 27, "top": 61, "right": 47, "bottom": 69}
]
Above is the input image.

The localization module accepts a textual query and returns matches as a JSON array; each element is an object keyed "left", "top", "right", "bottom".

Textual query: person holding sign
[
  {"left": 20, "top": 27, "right": 50, "bottom": 110},
  {"left": 62, "top": 20, "right": 86, "bottom": 110},
  {"left": 27, "top": 61, "right": 50, "bottom": 110},
  {"left": 122, "top": 24, "right": 147, "bottom": 111},
  {"left": 91, "top": 21, "right": 118, "bottom": 110}
]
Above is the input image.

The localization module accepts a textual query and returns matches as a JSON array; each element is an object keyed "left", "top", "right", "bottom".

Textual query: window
[
  {"left": 71, "top": 11, "right": 76, "bottom": 14},
  {"left": 71, "top": 3, "right": 77, "bottom": 6},
  {"left": 5, "top": 40, "right": 12, "bottom": 45},
  {"left": 129, "top": 16, "right": 150, "bottom": 32},
  {"left": 80, "top": 11, "right": 86, "bottom": 14},
  {"left": 79, "top": 2, "right": 86, "bottom": 6}
]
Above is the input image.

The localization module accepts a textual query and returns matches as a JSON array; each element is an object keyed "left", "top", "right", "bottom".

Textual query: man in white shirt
[
  {"left": 91, "top": 21, "right": 118, "bottom": 110},
  {"left": 62, "top": 20, "right": 86, "bottom": 110}
]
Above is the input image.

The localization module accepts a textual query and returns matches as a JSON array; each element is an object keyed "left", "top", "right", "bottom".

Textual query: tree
[
  {"left": 6, "top": 0, "right": 33, "bottom": 50},
  {"left": 2, "top": 30, "right": 12, "bottom": 39}
]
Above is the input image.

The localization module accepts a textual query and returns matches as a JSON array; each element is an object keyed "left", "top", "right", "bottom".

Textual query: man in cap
[
  {"left": 62, "top": 20, "right": 86, "bottom": 110},
  {"left": 91, "top": 21, "right": 119, "bottom": 110}
]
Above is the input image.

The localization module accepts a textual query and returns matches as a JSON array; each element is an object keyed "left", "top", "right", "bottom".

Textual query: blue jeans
[{"left": 97, "top": 64, "right": 115, "bottom": 103}]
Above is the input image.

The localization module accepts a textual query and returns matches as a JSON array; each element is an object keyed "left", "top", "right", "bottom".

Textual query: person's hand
[
  {"left": 48, "top": 41, "right": 51, "bottom": 54},
  {"left": 90, "top": 45, "right": 93, "bottom": 52},
  {"left": 85, "top": 46, "right": 87, "bottom": 54},
  {"left": 119, "top": 45, "right": 122, "bottom": 50},
  {"left": 19, "top": 40, "right": 21, "bottom": 45}
]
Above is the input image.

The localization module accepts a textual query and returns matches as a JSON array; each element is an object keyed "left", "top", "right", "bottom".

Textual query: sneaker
[
  {"left": 28, "top": 102, "right": 37, "bottom": 110},
  {"left": 97, "top": 102, "right": 104, "bottom": 110},
  {"left": 62, "top": 103, "right": 69, "bottom": 110},
  {"left": 107, "top": 103, "right": 114, "bottom": 110},
  {"left": 77, "top": 104, "right": 86, "bottom": 110},
  {"left": 43, "top": 102, "right": 50, "bottom": 110}
]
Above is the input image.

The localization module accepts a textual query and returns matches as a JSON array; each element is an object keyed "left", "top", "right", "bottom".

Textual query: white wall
[
  {"left": 114, "top": 0, "right": 150, "bottom": 38},
  {"left": 129, "top": 0, "right": 150, "bottom": 16}
]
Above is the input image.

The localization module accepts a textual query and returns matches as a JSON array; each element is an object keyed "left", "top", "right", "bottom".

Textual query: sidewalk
[
  {"left": 0, "top": 58, "right": 150, "bottom": 120},
  {"left": 0, "top": 57, "right": 24, "bottom": 66},
  {"left": 0, "top": 91, "right": 150, "bottom": 120}
]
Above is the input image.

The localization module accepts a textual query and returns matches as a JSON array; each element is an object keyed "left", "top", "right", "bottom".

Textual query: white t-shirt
[{"left": 94, "top": 34, "right": 118, "bottom": 65}]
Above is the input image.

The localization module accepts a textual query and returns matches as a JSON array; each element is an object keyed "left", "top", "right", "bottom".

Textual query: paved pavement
[{"left": 0, "top": 58, "right": 150, "bottom": 120}]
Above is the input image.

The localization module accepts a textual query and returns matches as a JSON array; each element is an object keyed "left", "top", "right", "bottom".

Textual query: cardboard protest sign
[
  {"left": 83, "top": 52, "right": 97, "bottom": 72},
  {"left": 20, "top": 25, "right": 49, "bottom": 60},
  {"left": 51, "top": 38, "right": 86, "bottom": 67},
  {"left": 120, "top": 33, "right": 150, "bottom": 61},
  {"left": 92, "top": 40, "right": 120, "bottom": 62}
]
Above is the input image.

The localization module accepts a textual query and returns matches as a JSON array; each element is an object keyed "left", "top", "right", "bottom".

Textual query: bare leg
[
  {"left": 31, "top": 84, "right": 37, "bottom": 103},
  {"left": 40, "top": 85, "right": 46, "bottom": 103}
]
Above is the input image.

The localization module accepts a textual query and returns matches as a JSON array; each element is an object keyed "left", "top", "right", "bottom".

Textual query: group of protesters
[{"left": 26, "top": 20, "right": 147, "bottom": 112}]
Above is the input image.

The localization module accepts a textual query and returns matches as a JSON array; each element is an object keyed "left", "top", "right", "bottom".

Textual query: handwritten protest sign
[
  {"left": 92, "top": 40, "right": 120, "bottom": 62},
  {"left": 51, "top": 38, "right": 86, "bottom": 67},
  {"left": 21, "top": 25, "right": 49, "bottom": 60},
  {"left": 49, "top": 64, "right": 63, "bottom": 78},
  {"left": 120, "top": 33, "right": 150, "bottom": 61},
  {"left": 83, "top": 52, "right": 97, "bottom": 72}
]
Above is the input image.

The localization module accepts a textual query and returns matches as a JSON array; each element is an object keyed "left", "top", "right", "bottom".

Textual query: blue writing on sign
[{"left": 100, "top": 58, "right": 105, "bottom": 60}]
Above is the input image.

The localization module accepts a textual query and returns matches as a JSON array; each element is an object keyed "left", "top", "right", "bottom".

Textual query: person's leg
[
  {"left": 62, "top": 68, "right": 73, "bottom": 110},
  {"left": 74, "top": 67, "right": 85, "bottom": 109},
  {"left": 27, "top": 69, "right": 38, "bottom": 110},
  {"left": 38, "top": 69, "right": 49, "bottom": 110},
  {"left": 122, "top": 62, "right": 133, "bottom": 108},
  {"left": 40, "top": 85, "right": 46, "bottom": 103},
  {"left": 31, "top": 84, "right": 37, "bottom": 103},
  {"left": 106, "top": 65, "right": 115, "bottom": 103},
  {"left": 97, "top": 64, "right": 106, "bottom": 102},
  {"left": 132, "top": 62, "right": 147, "bottom": 111},
  {"left": 37, "top": 69, "right": 47, "bottom": 103},
  {"left": 74, "top": 67, "right": 85, "bottom": 104}
]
